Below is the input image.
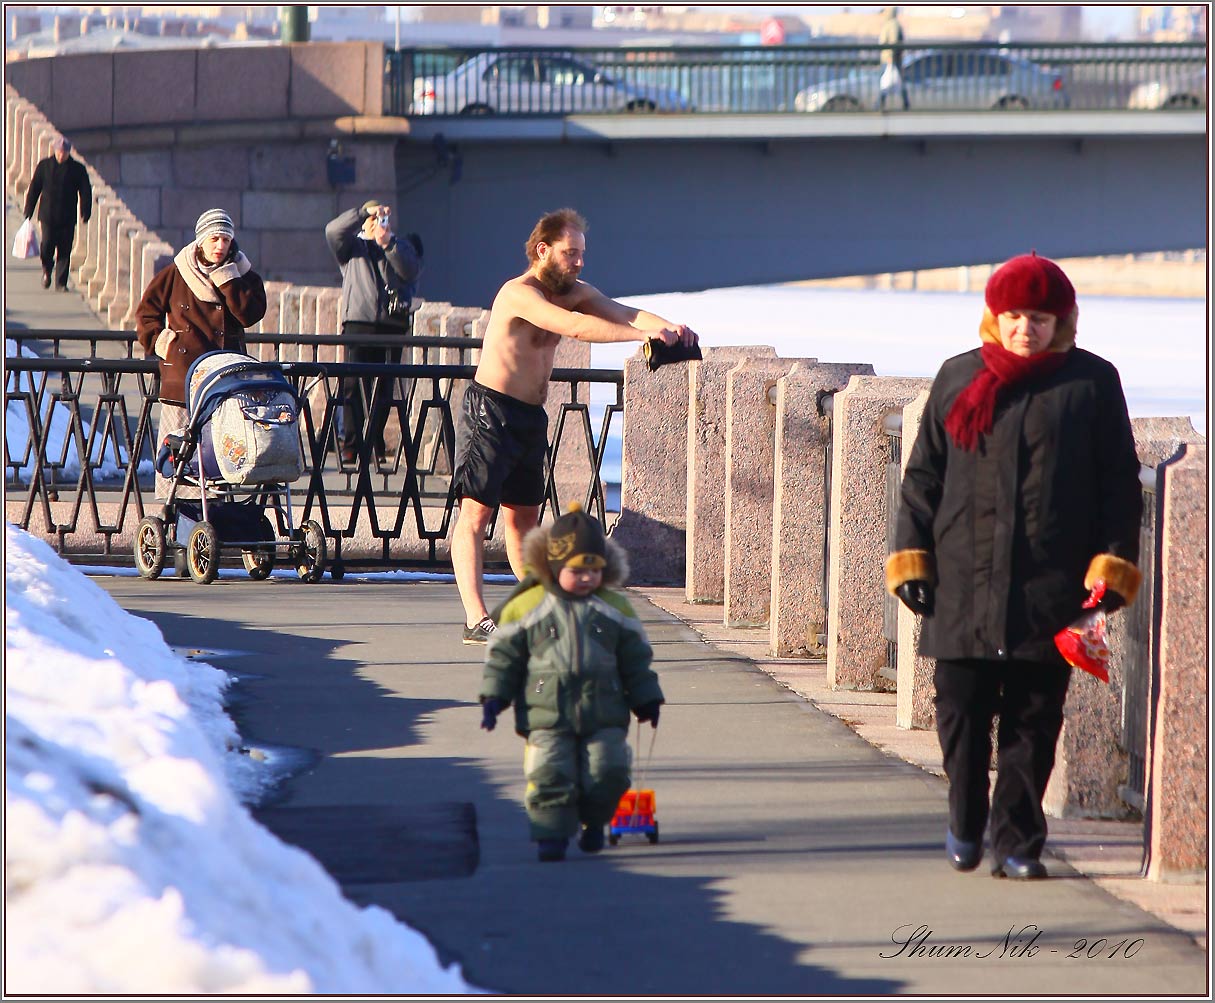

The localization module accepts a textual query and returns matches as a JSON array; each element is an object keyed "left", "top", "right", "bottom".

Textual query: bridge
[{"left": 5, "top": 39, "right": 1206, "bottom": 304}]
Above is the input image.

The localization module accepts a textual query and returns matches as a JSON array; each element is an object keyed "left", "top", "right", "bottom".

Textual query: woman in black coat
[{"left": 886, "top": 253, "right": 1142, "bottom": 880}]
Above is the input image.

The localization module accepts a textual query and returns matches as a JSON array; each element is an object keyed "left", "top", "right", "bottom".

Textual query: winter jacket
[
  {"left": 480, "top": 531, "right": 665, "bottom": 737},
  {"left": 23, "top": 154, "right": 91, "bottom": 228},
  {"left": 324, "top": 207, "right": 421, "bottom": 330},
  {"left": 887, "top": 341, "right": 1142, "bottom": 666},
  {"left": 135, "top": 243, "right": 267, "bottom": 406}
]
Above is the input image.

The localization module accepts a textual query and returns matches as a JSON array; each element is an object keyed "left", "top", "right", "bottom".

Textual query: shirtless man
[{"left": 452, "top": 207, "right": 698, "bottom": 643}]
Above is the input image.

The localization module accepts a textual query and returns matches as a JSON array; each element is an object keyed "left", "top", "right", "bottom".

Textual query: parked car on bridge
[
  {"left": 410, "top": 51, "right": 691, "bottom": 115},
  {"left": 793, "top": 49, "right": 1069, "bottom": 112},
  {"left": 1126, "top": 66, "right": 1207, "bottom": 109}
]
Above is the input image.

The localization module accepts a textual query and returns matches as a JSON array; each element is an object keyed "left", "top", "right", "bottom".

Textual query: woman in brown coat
[{"left": 136, "top": 209, "right": 267, "bottom": 495}]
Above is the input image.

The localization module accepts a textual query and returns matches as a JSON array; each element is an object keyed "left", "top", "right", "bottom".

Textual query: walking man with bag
[
  {"left": 23, "top": 137, "right": 92, "bottom": 291},
  {"left": 324, "top": 201, "right": 423, "bottom": 465}
]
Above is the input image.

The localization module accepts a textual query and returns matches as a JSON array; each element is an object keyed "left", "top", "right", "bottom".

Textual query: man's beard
[{"left": 538, "top": 259, "right": 578, "bottom": 295}]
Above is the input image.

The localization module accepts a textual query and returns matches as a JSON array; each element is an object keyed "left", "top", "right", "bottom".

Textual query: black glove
[
  {"left": 480, "top": 697, "right": 506, "bottom": 732},
  {"left": 643, "top": 337, "right": 702, "bottom": 372},
  {"left": 633, "top": 700, "right": 662, "bottom": 729},
  {"left": 1095, "top": 588, "right": 1127, "bottom": 614},
  {"left": 895, "top": 580, "right": 934, "bottom": 617},
  {"left": 404, "top": 232, "right": 424, "bottom": 258}
]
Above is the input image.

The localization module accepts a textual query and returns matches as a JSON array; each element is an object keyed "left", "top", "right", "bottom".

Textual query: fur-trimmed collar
[
  {"left": 522, "top": 525, "right": 630, "bottom": 589},
  {"left": 174, "top": 243, "right": 251, "bottom": 304}
]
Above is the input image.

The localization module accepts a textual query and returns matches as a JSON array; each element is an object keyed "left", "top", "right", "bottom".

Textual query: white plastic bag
[{"left": 12, "top": 218, "right": 38, "bottom": 259}]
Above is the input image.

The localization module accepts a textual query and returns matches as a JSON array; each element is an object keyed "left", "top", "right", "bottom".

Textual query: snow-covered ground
[{"left": 4, "top": 523, "right": 479, "bottom": 994}]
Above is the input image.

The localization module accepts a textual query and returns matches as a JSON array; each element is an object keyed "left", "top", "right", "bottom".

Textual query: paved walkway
[
  {"left": 7, "top": 203, "right": 1207, "bottom": 992},
  {"left": 93, "top": 574, "right": 1207, "bottom": 995}
]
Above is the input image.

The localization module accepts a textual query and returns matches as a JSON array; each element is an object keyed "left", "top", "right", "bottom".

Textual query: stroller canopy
[{"left": 184, "top": 351, "right": 298, "bottom": 432}]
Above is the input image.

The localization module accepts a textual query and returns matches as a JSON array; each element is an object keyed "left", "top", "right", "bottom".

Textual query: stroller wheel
[
  {"left": 242, "top": 516, "right": 276, "bottom": 580},
  {"left": 134, "top": 516, "right": 166, "bottom": 579},
  {"left": 186, "top": 521, "right": 221, "bottom": 584},
  {"left": 296, "top": 519, "right": 327, "bottom": 583}
]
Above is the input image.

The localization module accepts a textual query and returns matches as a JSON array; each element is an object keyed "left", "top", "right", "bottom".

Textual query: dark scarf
[{"left": 944, "top": 343, "right": 1068, "bottom": 451}]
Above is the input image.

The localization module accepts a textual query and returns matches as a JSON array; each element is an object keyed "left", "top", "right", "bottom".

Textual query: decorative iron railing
[
  {"left": 5, "top": 337, "right": 623, "bottom": 575},
  {"left": 387, "top": 41, "right": 1207, "bottom": 117}
]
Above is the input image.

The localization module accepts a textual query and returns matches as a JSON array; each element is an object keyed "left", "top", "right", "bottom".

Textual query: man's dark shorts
[{"left": 452, "top": 381, "right": 548, "bottom": 507}]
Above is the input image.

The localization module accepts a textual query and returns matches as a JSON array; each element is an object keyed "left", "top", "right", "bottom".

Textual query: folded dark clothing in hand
[{"left": 644, "top": 337, "right": 703, "bottom": 372}]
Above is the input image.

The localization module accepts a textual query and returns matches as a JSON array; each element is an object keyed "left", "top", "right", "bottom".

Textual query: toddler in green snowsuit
[{"left": 479, "top": 504, "right": 664, "bottom": 862}]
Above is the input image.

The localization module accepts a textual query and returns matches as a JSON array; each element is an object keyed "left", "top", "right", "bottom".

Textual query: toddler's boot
[{"left": 578, "top": 825, "right": 606, "bottom": 853}]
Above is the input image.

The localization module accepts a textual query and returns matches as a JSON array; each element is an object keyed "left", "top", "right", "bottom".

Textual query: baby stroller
[{"left": 133, "top": 351, "right": 327, "bottom": 585}]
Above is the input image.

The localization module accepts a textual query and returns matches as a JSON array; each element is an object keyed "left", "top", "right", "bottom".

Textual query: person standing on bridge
[
  {"left": 22, "top": 136, "right": 91, "bottom": 292},
  {"left": 877, "top": 7, "right": 910, "bottom": 111},
  {"left": 479, "top": 502, "right": 664, "bottom": 862},
  {"left": 324, "top": 201, "right": 423, "bottom": 466},
  {"left": 886, "top": 252, "right": 1142, "bottom": 880},
  {"left": 135, "top": 209, "right": 267, "bottom": 497},
  {"left": 451, "top": 207, "right": 698, "bottom": 645}
]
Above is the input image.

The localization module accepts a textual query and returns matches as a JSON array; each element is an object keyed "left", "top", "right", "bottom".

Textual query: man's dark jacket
[
  {"left": 890, "top": 346, "right": 1142, "bottom": 666},
  {"left": 24, "top": 155, "right": 92, "bottom": 228}
]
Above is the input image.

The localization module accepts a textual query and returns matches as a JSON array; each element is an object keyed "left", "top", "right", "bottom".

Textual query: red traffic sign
[{"left": 760, "top": 17, "right": 786, "bottom": 46}]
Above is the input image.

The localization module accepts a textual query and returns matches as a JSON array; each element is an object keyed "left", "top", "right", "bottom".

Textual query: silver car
[
  {"left": 794, "top": 49, "right": 1069, "bottom": 112},
  {"left": 1127, "top": 66, "right": 1207, "bottom": 109},
  {"left": 411, "top": 51, "right": 691, "bottom": 115}
]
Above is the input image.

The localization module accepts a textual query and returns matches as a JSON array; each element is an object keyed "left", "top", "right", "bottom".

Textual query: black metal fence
[
  {"left": 387, "top": 41, "right": 1206, "bottom": 116},
  {"left": 882, "top": 415, "right": 902, "bottom": 683},
  {"left": 5, "top": 332, "right": 623, "bottom": 575}
]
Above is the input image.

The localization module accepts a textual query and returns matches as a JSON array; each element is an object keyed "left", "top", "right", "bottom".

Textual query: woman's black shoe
[
  {"left": 946, "top": 829, "right": 982, "bottom": 871},
  {"left": 992, "top": 856, "right": 1047, "bottom": 880}
]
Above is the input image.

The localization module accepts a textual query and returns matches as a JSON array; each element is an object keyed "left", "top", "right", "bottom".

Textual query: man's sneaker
[
  {"left": 578, "top": 824, "right": 605, "bottom": 854},
  {"left": 462, "top": 616, "right": 496, "bottom": 645},
  {"left": 537, "top": 838, "right": 568, "bottom": 863}
]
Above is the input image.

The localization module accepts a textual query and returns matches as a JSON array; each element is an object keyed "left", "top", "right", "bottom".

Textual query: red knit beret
[{"left": 984, "top": 252, "right": 1076, "bottom": 319}]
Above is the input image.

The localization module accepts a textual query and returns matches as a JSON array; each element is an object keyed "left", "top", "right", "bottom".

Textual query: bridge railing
[
  {"left": 387, "top": 41, "right": 1207, "bottom": 116},
  {"left": 4, "top": 336, "right": 624, "bottom": 573}
]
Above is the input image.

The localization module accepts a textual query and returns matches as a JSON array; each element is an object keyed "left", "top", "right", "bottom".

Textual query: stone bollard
[
  {"left": 894, "top": 389, "right": 937, "bottom": 729},
  {"left": 91, "top": 205, "right": 134, "bottom": 314},
  {"left": 826, "top": 376, "right": 932, "bottom": 690},
  {"left": 297, "top": 286, "right": 321, "bottom": 336},
  {"left": 723, "top": 356, "right": 798, "bottom": 627},
  {"left": 611, "top": 346, "right": 693, "bottom": 585},
  {"left": 76, "top": 184, "right": 114, "bottom": 289},
  {"left": 106, "top": 219, "right": 144, "bottom": 327},
  {"left": 770, "top": 361, "right": 874, "bottom": 657},
  {"left": 11, "top": 103, "right": 39, "bottom": 193},
  {"left": 118, "top": 227, "right": 160, "bottom": 328},
  {"left": 685, "top": 346, "right": 776, "bottom": 604},
  {"left": 256, "top": 282, "right": 292, "bottom": 340},
  {"left": 1146, "top": 443, "right": 1207, "bottom": 881},
  {"left": 1045, "top": 417, "right": 1206, "bottom": 819}
]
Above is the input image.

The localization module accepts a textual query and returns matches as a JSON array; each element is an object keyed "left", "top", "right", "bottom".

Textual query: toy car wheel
[
  {"left": 608, "top": 833, "right": 620, "bottom": 846},
  {"left": 186, "top": 521, "right": 221, "bottom": 584},
  {"left": 329, "top": 561, "right": 345, "bottom": 581},
  {"left": 296, "top": 519, "right": 327, "bottom": 583},
  {"left": 646, "top": 822, "right": 659, "bottom": 845},
  {"left": 134, "top": 516, "right": 166, "bottom": 579},
  {"left": 242, "top": 516, "right": 276, "bottom": 581}
]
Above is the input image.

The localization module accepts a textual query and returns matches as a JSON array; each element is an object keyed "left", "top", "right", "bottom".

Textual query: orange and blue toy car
[{"left": 608, "top": 788, "right": 659, "bottom": 845}]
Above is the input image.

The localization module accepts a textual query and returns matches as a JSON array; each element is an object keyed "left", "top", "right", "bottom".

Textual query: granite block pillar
[
  {"left": 105, "top": 219, "right": 142, "bottom": 327},
  {"left": 119, "top": 228, "right": 160, "bottom": 328},
  {"left": 1146, "top": 444, "right": 1207, "bottom": 880},
  {"left": 612, "top": 347, "right": 692, "bottom": 585},
  {"left": 1046, "top": 418, "right": 1206, "bottom": 818},
  {"left": 894, "top": 390, "right": 938, "bottom": 729},
  {"left": 92, "top": 206, "right": 134, "bottom": 314},
  {"left": 723, "top": 357, "right": 798, "bottom": 627},
  {"left": 770, "top": 361, "right": 874, "bottom": 657},
  {"left": 686, "top": 346, "right": 775, "bottom": 604},
  {"left": 827, "top": 376, "right": 932, "bottom": 690}
]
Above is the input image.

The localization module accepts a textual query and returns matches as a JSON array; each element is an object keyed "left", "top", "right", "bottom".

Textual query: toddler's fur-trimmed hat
[
  {"left": 546, "top": 502, "right": 606, "bottom": 578},
  {"left": 985, "top": 252, "right": 1076, "bottom": 319}
]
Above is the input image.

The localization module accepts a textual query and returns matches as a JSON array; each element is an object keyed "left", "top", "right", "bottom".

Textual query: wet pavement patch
[{"left": 253, "top": 802, "right": 480, "bottom": 883}]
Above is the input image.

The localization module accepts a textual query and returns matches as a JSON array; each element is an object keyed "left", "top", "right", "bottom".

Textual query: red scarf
[{"left": 944, "top": 343, "right": 1068, "bottom": 451}]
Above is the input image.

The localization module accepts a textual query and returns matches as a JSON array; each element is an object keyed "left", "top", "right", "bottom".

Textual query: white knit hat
[{"left": 195, "top": 208, "right": 235, "bottom": 242}]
